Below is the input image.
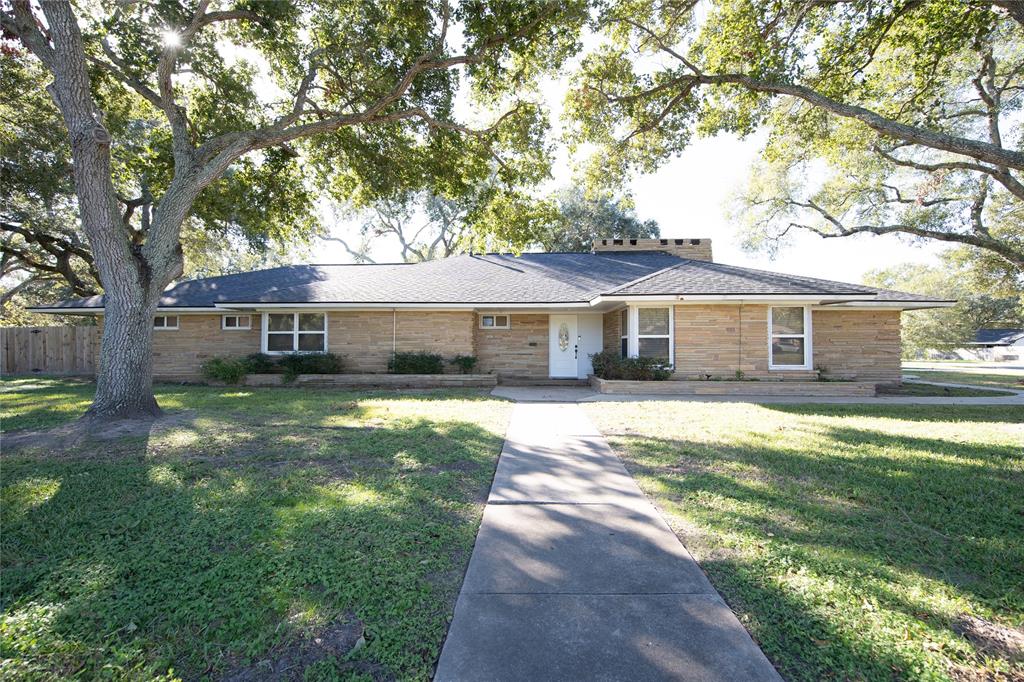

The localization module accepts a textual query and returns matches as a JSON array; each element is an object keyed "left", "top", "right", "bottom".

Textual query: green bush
[
  {"left": 242, "top": 353, "right": 276, "bottom": 374},
  {"left": 201, "top": 357, "right": 248, "bottom": 384},
  {"left": 389, "top": 351, "right": 445, "bottom": 374},
  {"left": 450, "top": 355, "right": 479, "bottom": 374},
  {"left": 589, "top": 350, "right": 671, "bottom": 381},
  {"left": 277, "top": 352, "right": 345, "bottom": 381}
]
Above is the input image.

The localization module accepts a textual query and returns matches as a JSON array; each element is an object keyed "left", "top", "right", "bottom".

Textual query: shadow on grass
[
  {"left": 607, "top": 408, "right": 1023, "bottom": 680},
  {"left": 1, "top": 398, "right": 506, "bottom": 681},
  {"left": 763, "top": 402, "right": 1024, "bottom": 423}
]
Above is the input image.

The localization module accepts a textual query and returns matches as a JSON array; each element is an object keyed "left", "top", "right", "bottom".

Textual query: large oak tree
[
  {"left": 1, "top": 0, "right": 587, "bottom": 423},
  {"left": 566, "top": 1, "right": 1024, "bottom": 277}
]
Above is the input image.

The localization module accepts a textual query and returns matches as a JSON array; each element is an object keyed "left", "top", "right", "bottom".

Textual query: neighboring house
[
  {"left": 32, "top": 238, "right": 952, "bottom": 384},
  {"left": 954, "top": 328, "right": 1024, "bottom": 362}
]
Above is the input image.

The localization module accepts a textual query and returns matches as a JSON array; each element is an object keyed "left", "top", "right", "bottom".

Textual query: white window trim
[
  {"left": 221, "top": 314, "right": 251, "bottom": 330},
  {"left": 153, "top": 315, "right": 179, "bottom": 330},
  {"left": 625, "top": 304, "right": 674, "bottom": 368},
  {"left": 479, "top": 314, "right": 511, "bottom": 330},
  {"left": 768, "top": 305, "right": 813, "bottom": 370},
  {"left": 260, "top": 312, "right": 329, "bottom": 354},
  {"left": 619, "top": 307, "right": 628, "bottom": 358}
]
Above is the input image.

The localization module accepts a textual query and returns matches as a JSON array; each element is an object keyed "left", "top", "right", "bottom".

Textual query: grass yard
[
  {"left": 878, "top": 383, "right": 1015, "bottom": 398},
  {"left": 0, "top": 378, "right": 512, "bottom": 681},
  {"left": 902, "top": 370, "right": 1024, "bottom": 391},
  {"left": 584, "top": 401, "right": 1024, "bottom": 681}
]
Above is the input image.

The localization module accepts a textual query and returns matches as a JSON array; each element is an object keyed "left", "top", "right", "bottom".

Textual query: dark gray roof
[
  {"left": 974, "top": 328, "right": 1024, "bottom": 345},
  {"left": 36, "top": 251, "right": 950, "bottom": 309}
]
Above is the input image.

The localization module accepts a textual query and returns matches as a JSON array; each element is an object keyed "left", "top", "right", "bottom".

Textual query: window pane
[
  {"left": 298, "top": 333, "right": 325, "bottom": 352},
  {"left": 267, "top": 333, "right": 294, "bottom": 352},
  {"left": 239, "top": 315, "right": 250, "bottom": 327},
  {"left": 224, "top": 316, "right": 237, "bottom": 328},
  {"left": 621, "top": 337, "right": 628, "bottom": 358},
  {"left": 619, "top": 309, "right": 628, "bottom": 336},
  {"left": 772, "top": 307, "right": 804, "bottom": 335},
  {"left": 638, "top": 337, "right": 670, "bottom": 361},
  {"left": 299, "top": 313, "right": 324, "bottom": 331},
  {"left": 482, "top": 316, "right": 494, "bottom": 327},
  {"left": 771, "top": 337, "right": 805, "bottom": 366},
  {"left": 269, "top": 313, "right": 294, "bottom": 332},
  {"left": 165, "top": 316, "right": 178, "bottom": 328},
  {"left": 495, "top": 315, "right": 508, "bottom": 327},
  {"left": 638, "top": 308, "right": 669, "bottom": 335},
  {"left": 153, "top": 317, "right": 164, "bottom": 328}
]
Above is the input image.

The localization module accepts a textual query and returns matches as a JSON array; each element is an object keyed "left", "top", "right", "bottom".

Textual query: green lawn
[
  {"left": 902, "top": 369, "right": 1024, "bottom": 390},
  {"left": 585, "top": 401, "right": 1024, "bottom": 681},
  {"left": 878, "top": 382, "right": 1015, "bottom": 397},
  {"left": 1, "top": 378, "right": 512, "bottom": 681}
]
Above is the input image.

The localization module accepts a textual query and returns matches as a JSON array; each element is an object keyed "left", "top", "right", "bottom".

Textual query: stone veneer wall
[
  {"left": 670, "top": 304, "right": 901, "bottom": 382},
  {"left": 812, "top": 309, "right": 901, "bottom": 383},
  {"left": 593, "top": 238, "right": 713, "bottom": 261},
  {"left": 673, "top": 304, "right": 774, "bottom": 378},
  {"left": 99, "top": 311, "right": 475, "bottom": 380},
  {"left": 327, "top": 310, "right": 474, "bottom": 373},
  {"left": 147, "top": 314, "right": 263, "bottom": 380},
  {"left": 474, "top": 313, "right": 549, "bottom": 379}
]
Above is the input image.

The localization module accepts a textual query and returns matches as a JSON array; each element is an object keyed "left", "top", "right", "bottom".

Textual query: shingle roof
[
  {"left": 36, "top": 251, "right": 950, "bottom": 309},
  {"left": 974, "top": 328, "right": 1024, "bottom": 345}
]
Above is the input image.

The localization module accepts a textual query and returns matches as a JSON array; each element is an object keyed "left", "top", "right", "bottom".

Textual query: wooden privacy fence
[{"left": 0, "top": 326, "right": 99, "bottom": 376}]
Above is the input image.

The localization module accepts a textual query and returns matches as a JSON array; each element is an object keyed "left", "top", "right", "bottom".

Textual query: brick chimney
[{"left": 592, "top": 238, "right": 713, "bottom": 262}]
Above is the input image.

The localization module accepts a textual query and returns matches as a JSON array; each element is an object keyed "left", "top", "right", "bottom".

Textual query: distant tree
[
  {"left": 539, "top": 186, "right": 659, "bottom": 252},
  {"left": 864, "top": 252, "right": 1023, "bottom": 356},
  {"left": 325, "top": 189, "right": 483, "bottom": 264},
  {"left": 2, "top": 0, "right": 588, "bottom": 422},
  {"left": 566, "top": 1, "right": 1024, "bottom": 275}
]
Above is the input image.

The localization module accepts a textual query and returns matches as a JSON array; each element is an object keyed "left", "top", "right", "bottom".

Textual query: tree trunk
[{"left": 85, "top": 289, "right": 162, "bottom": 422}]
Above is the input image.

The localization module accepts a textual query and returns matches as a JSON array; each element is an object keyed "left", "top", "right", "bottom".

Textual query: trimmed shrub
[
  {"left": 242, "top": 353, "right": 276, "bottom": 374},
  {"left": 201, "top": 357, "right": 247, "bottom": 385},
  {"left": 277, "top": 352, "right": 345, "bottom": 381},
  {"left": 589, "top": 350, "right": 672, "bottom": 381},
  {"left": 450, "top": 355, "right": 479, "bottom": 374},
  {"left": 389, "top": 351, "right": 445, "bottom": 374}
]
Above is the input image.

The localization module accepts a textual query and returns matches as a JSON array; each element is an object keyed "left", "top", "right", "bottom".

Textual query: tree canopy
[
  {"left": 864, "top": 249, "right": 1023, "bottom": 355},
  {"left": 566, "top": 0, "right": 1024, "bottom": 276}
]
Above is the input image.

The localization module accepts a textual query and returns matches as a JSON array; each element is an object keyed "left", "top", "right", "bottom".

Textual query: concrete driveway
[{"left": 434, "top": 402, "right": 781, "bottom": 681}]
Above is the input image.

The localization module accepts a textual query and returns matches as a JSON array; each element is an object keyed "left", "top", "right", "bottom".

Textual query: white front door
[{"left": 549, "top": 314, "right": 579, "bottom": 378}]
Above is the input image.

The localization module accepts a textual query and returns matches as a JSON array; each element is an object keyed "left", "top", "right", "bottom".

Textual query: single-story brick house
[{"left": 33, "top": 239, "right": 951, "bottom": 384}]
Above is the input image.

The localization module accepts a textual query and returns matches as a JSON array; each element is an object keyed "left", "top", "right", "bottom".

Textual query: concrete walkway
[{"left": 434, "top": 402, "right": 781, "bottom": 681}]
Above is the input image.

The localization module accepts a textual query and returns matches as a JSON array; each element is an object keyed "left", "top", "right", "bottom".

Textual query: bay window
[
  {"left": 263, "top": 312, "right": 327, "bottom": 353},
  {"left": 769, "top": 306, "right": 811, "bottom": 369}
]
